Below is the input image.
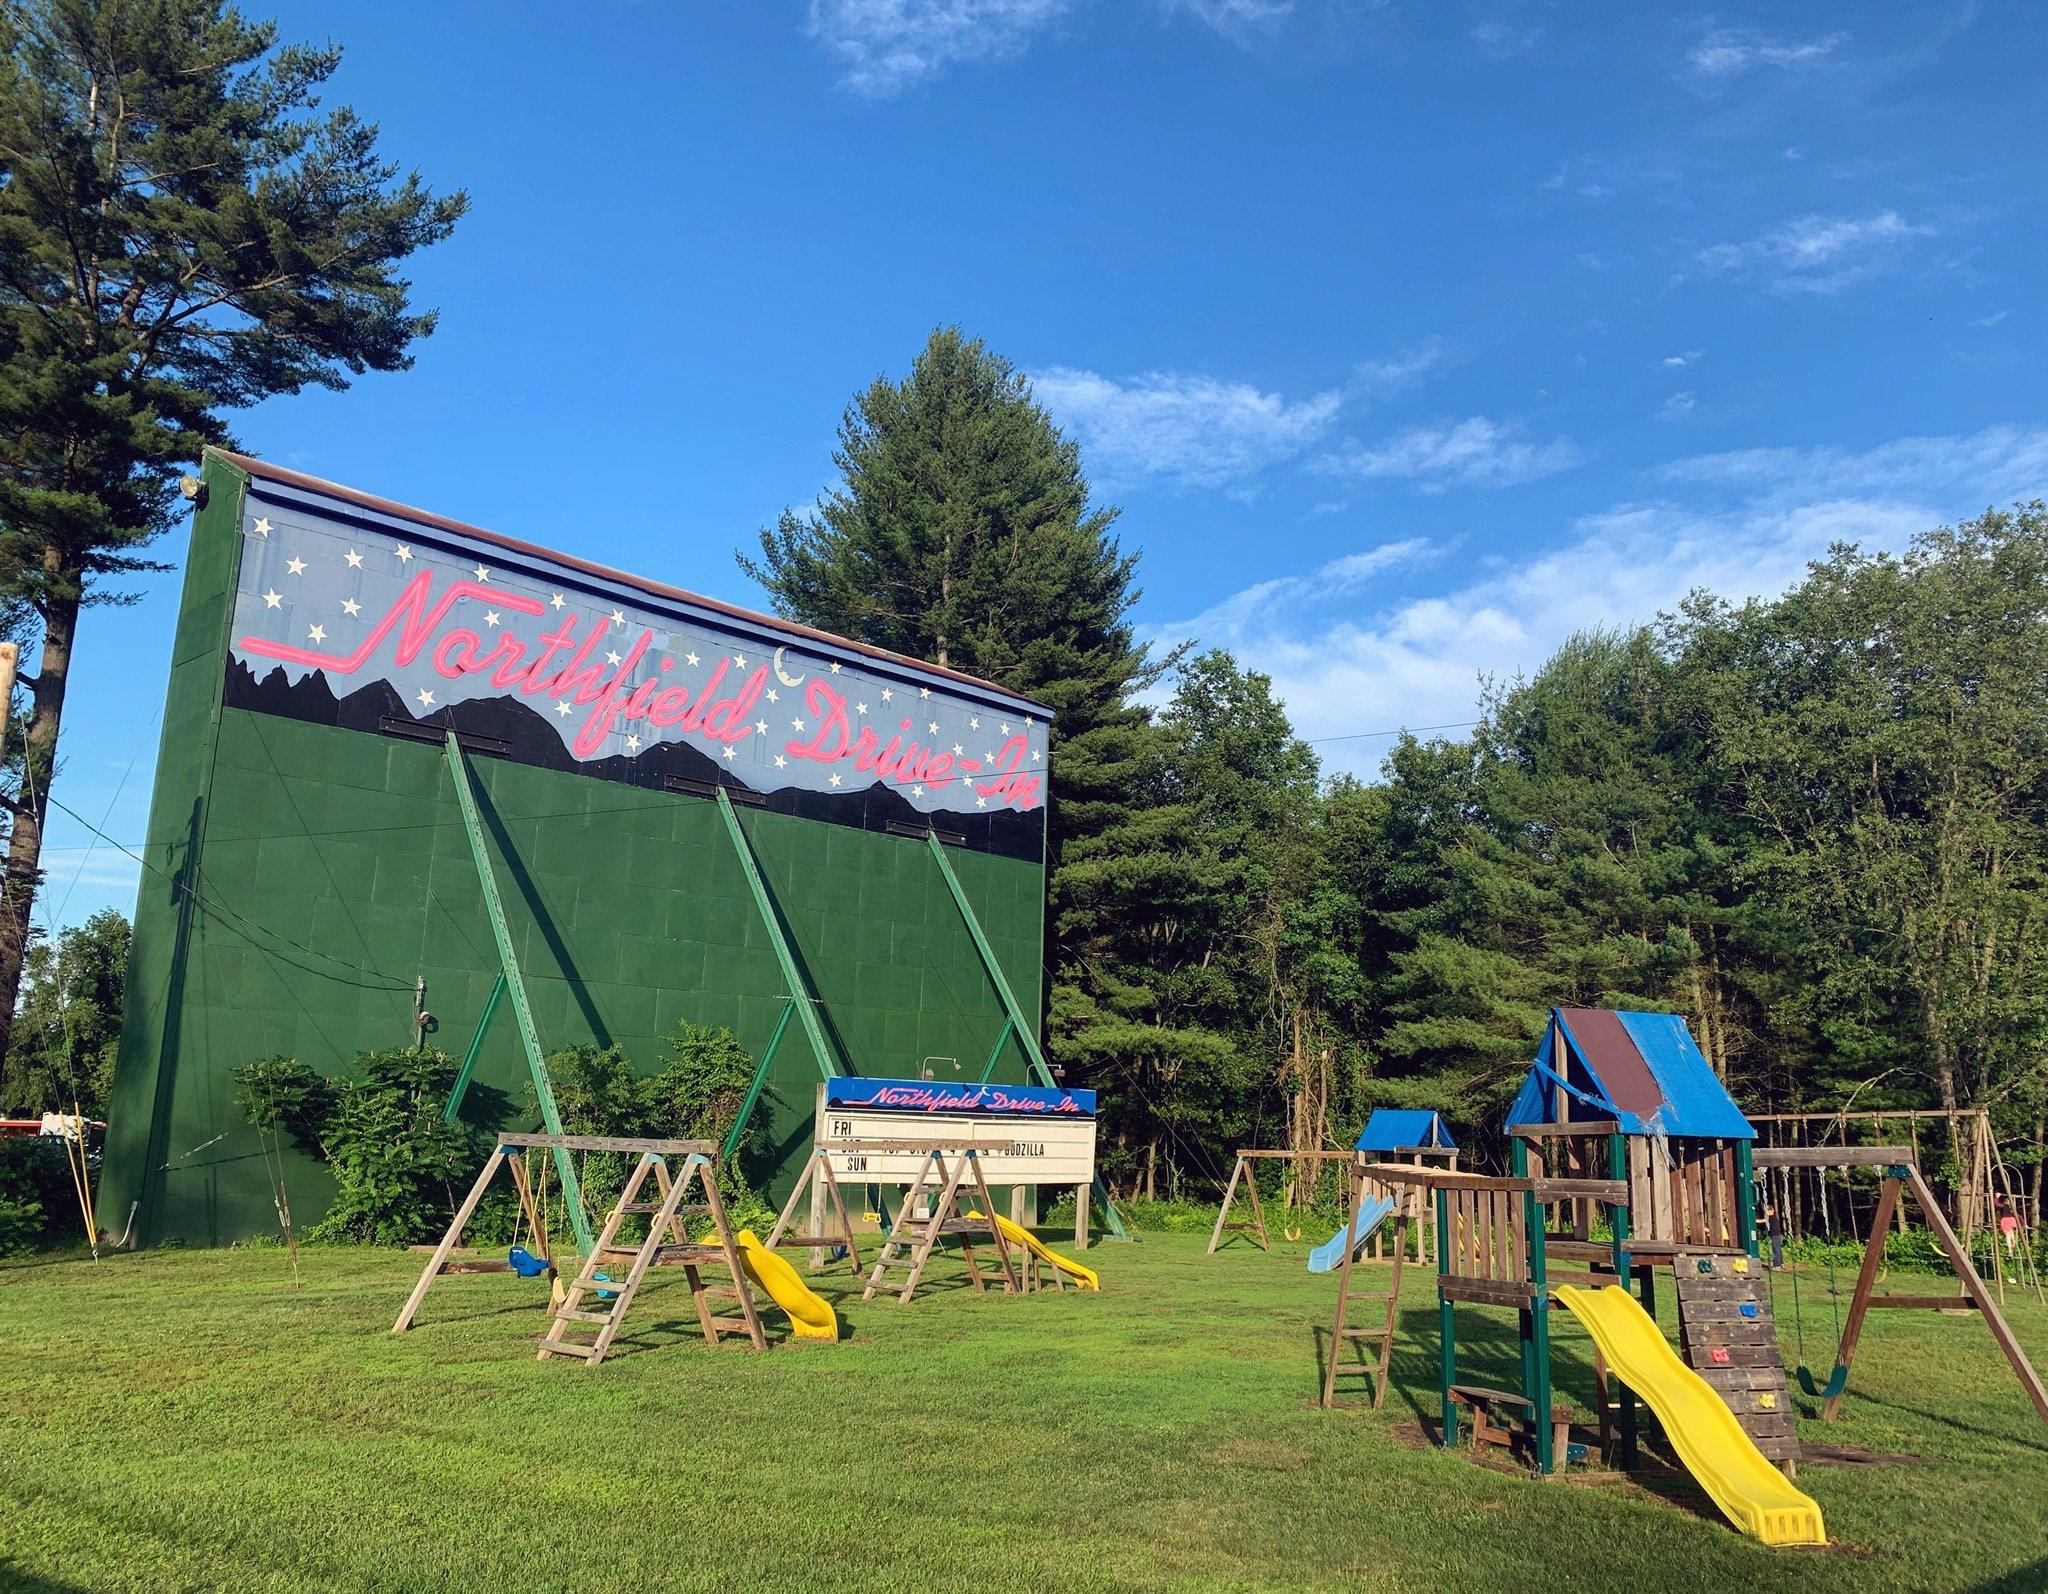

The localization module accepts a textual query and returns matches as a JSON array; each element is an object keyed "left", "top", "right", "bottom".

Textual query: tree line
[{"left": 749, "top": 330, "right": 2048, "bottom": 1217}]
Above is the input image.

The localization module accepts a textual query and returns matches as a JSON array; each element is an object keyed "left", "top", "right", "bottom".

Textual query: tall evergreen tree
[
  {"left": 743, "top": 329, "right": 1165, "bottom": 1176},
  {"left": 0, "top": 0, "right": 464, "bottom": 1063}
]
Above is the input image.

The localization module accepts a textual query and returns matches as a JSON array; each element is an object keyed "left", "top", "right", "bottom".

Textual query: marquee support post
[
  {"left": 923, "top": 832, "right": 1130, "bottom": 1242},
  {"left": 441, "top": 733, "right": 595, "bottom": 1255}
]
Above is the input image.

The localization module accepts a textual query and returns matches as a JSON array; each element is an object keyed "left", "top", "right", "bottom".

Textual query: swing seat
[
  {"left": 507, "top": 1245, "right": 549, "bottom": 1278},
  {"left": 1794, "top": 1362, "right": 1849, "bottom": 1401}
]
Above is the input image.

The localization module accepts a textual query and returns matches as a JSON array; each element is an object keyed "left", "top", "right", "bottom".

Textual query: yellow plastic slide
[
  {"left": 733, "top": 1228, "right": 839, "bottom": 1340},
  {"left": 1554, "top": 1285, "right": 1824, "bottom": 1547},
  {"left": 972, "top": 1211, "right": 1100, "bottom": 1290}
]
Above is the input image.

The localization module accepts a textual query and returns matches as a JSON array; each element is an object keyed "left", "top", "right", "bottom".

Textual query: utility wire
[{"left": 1306, "top": 720, "right": 1479, "bottom": 746}]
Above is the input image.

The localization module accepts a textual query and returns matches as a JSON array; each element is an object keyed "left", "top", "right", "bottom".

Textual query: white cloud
[
  {"left": 1662, "top": 349, "right": 1702, "bottom": 368},
  {"left": 1688, "top": 28, "right": 1843, "bottom": 77},
  {"left": 808, "top": 0, "right": 1081, "bottom": 97},
  {"left": 1316, "top": 417, "right": 1581, "bottom": 493},
  {"left": 1159, "top": 424, "right": 2048, "bottom": 774},
  {"left": 1469, "top": 16, "right": 1541, "bottom": 58},
  {"left": 1973, "top": 309, "right": 2010, "bottom": 328},
  {"left": 1030, "top": 366, "right": 1341, "bottom": 488},
  {"left": 809, "top": 0, "right": 1294, "bottom": 94},
  {"left": 1159, "top": 537, "right": 1438, "bottom": 643},
  {"left": 1355, "top": 337, "right": 1446, "bottom": 393},
  {"left": 1698, "top": 210, "right": 1935, "bottom": 294},
  {"left": 1658, "top": 390, "right": 1696, "bottom": 421},
  {"left": 1163, "top": 0, "right": 1293, "bottom": 32}
]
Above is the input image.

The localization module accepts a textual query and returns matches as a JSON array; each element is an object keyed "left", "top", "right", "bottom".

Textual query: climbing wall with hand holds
[{"left": 1673, "top": 1251, "right": 1801, "bottom": 1466}]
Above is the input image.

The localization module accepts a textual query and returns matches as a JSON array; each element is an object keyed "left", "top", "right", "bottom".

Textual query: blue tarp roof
[
  {"left": 1354, "top": 1108, "right": 1456, "bottom": 1152},
  {"left": 1505, "top": 1007, "right": 1753, "bottom": 1141}
]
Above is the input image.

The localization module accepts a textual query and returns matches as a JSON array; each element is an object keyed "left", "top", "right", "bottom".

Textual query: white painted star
[
  {"left": 473, "top": 564, "right": 491, "bottom": 583},
  {"left": 733, "top": 652, "right": 748, "bottom": 668},
  {"left": 927, "top": 721, "right": 939, "bottom": 734},
  {"left": 262, "top": 589, "right": 282, "bottom": 609},
  {"left": 251, "top": 516, "right": 271, "bottom": 537},
  {"left": 415, "top": 688, "right": 435, "bottom": 708},
  {"left": 395, "top": 545, "right": 413, "bottom": 563},
  {"left": 828, "top": 661, "right": 841, "bottom": 674},
  {"left": 341, "top": 598, "right": 361, "bottom": 617},
  {"left": 1000, "top": 722, "right": 1011, "bottom": 736},
  {"left": 285, "top": 556, "right": 307, "bottom": 576},
  {"left": 626, "top": 734, "right": 641, "bottom": 751},
  {"left": 856, "top": 702, "right": 868, "bottom": 716},
  {"left": 920, "top": 686, "right": 931, "bottom": 699},
  {"left": 684, "top": 651, "right": 700, "bottom": 667},
  {"left": 550, "top": 593, "right": 565, "bottom": 610},
  {"left": 774, "top": 754, "right": 788, "bottom": 769},
  {"left": 610, "top": 609, "right": 625, "bottom": 627},
  {"left": 484, "top": 610, "right": 501, "bottom": 627},
  {"left": 766, "top": 688, "right": 779, "bottom": 704},
  {"left": 881, "top": 688, "right": 893, "bottom": 702},
  {"left": 985, "top": 751, "right": 996, "bottom": 763},
  {"left": 306, "top": 624, "right": 326, "bottom": 643},
  {"left": 605, "top": 650, "right": 622, "bottom": 666},
  {"left": 754, "top": 720, "right": 767, "bottom": 735},
  {"left": 970, "top": 717, "right": 980, "bottom": 730},
  {"left": 1026, "top": 716, "right": 1035, "bottom": 727},
  {"left": 952, "top": 744, "right": 963, "bottom": 756},
  {"left": 829, "top": 773, "right": 842, "bottom": 787},
  {"left": 1031, "top": 750, "right": 1041, "bottom": 761},
  {"left": 554, "top": 700, "right": 573, "bottom": 717},
  {"left": 722, "top": 746, "right": 736, "bottom": 761},
  {"left": 344, "top": 549, "right": 363, "bottom": 568},
  {"left": 976, "top": 796, "right": 987, "bottom": 809},
  {"left": 791, "top": 717, "right": 806, "bottom": 732},
  {"left": 912, "top": 784, "right": 925, "bottom": 797}
]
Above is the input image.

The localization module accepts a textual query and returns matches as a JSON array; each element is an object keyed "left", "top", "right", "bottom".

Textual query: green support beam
[
  {"left": 924, "top": 832, "right": 1131, "bottom": 1242},
  {"left": 440, "top": 734, "right": 594, "bottom": 1255},
  {"left": 442, "top": 971, "right": 507, "bottom": 1126},
  {"left": 713, "top": 788, "right": 848, "bottom": 1163}
]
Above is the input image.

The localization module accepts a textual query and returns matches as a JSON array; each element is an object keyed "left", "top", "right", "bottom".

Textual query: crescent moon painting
[{"left": 773, "top": 646, "right": 806, "bottom": 688}]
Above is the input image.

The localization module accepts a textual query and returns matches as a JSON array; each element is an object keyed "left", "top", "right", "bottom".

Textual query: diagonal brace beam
[
  {"left": 923, "top": 832, "right": 1130, "bottom": 1242},
  {"left": 441, "top": 734, "right": 594, "bottom": 1255}
]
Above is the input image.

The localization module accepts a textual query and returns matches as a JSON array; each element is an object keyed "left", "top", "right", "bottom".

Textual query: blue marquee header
[{"left": 825, "top": 1077, "right": 1096, "bottom": 1118}]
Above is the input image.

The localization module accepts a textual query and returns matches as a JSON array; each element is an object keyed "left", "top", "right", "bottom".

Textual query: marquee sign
[
  {"left": 816, "top": 1078, "right": 1098, "bottom": 1185},
  {"left": 221, "top": 468, "right": 1053, "bottom": 859},
  {"left": 822, "top": 1077, "right": 1094, "bottom": 1118}
]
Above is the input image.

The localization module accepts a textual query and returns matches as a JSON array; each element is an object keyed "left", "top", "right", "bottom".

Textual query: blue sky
[{"left": 39, "top": 0, "right": 2048, "bottom": 931}]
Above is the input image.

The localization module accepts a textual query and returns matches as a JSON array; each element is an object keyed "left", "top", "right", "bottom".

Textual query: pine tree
[
  {"left": 0, "top": 0, "right": 465, "bottom": 1064},
  {"left": 743, "top": 328, "right": 1167, "bottom": 1182}
]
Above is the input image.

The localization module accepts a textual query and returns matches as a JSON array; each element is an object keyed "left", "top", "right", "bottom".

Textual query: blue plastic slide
[{"left": 1307, "top": 1194, "right": 1395, "bottom": 1273}]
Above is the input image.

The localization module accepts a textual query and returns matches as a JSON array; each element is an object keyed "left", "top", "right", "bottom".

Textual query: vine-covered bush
[{"left": 231, "top": 1048, "right": 481, "bottom": 1246}]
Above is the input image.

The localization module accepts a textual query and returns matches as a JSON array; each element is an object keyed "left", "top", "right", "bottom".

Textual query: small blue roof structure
[
  {"left": 1354, "top": 1108, "right": 1456, "bottom": 1153},
  {"left": 1506, "top": 1007, "right": 1753, "bottom": 1141}
]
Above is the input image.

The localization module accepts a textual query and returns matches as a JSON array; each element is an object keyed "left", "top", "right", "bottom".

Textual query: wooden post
[
  {"left": 1817, "top": 1175, "right": 1899, "bottom": 1421},
  {"left": 1208, "top": 1155, "right": 1247, "bottom": 1254},
  {"left": 394, "top": 1145, "right": 509, "bottom": 1333},
  {"left": 1901, "top": 1164, "right": 2048, "bottom": 1430},
  {"left": 1075, "top": 1181, "right": 1090, "bottom": 1252}
]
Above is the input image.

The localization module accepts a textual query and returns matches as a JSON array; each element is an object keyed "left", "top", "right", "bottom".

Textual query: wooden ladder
[
  {"left": 538, "top": 1151, "right": 766, "bottom": 1364},
  {"left": 1322, "top": 1166, "right": 1408, "bottom": 1410},
  {"left": 861, "top": 1148, "right": 1018, "bottom": 1303}
]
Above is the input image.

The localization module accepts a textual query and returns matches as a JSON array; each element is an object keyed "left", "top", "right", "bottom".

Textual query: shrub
[{"left": 0, "top": 1136, "right": 82, "bottom": 1255}]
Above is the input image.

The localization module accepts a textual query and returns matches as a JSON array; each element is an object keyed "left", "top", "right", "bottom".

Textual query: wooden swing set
[
  {"left": 394, "top": 1132, "right": 769, "bottom": 1365},
  {"left": 1753, "top": 1144, "right": 2048, "bottom": 1431}
]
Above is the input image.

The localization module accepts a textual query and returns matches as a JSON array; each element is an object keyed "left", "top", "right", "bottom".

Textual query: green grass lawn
[{"left": 3, "top": 1230, "right": 2045, "bottom": 1592}]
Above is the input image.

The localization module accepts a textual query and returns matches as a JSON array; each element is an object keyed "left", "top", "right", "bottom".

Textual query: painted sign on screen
[{"left": 221, "top": 470, "right": 1053, "bottom": 858}]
